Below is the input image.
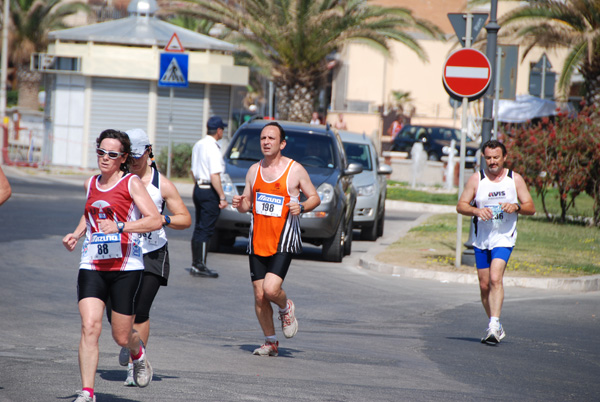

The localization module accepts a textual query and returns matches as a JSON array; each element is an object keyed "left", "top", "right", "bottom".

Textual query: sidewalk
[{"left": 4, "top": 165, "right": 599, "bottom": 292}]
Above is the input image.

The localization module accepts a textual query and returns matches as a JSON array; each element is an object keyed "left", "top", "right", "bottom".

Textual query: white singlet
[{"left": 473, "top": 169, "right": 518, "bottom": 250}]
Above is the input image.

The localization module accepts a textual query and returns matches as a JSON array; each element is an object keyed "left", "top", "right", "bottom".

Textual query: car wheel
[
  {"left": 376, "top": 208, "right": 385, "bottom": 238},
  {"left": 343, "top": 215, "right": 353, "bottom": 256},
  {"left": 360, "top": 221, "right": 378, "bottom": 241},
  {"left": 322, "top": 218, "right": 344, "bottom": 262},
  {"left": 207, "top": 230, "right": 236, "bottom": 252}
]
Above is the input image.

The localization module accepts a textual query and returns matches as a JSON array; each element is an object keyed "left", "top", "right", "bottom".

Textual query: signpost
[
  {"left": 159, "top": 33, "right": 189, "bottom": 178},
  {"left": 443, "top": 14, "right": 493, "bottom": 268}
]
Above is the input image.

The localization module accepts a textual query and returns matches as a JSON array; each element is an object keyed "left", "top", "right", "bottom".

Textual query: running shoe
[
  {"left": 497, "top": 324, "right": 506, "bottom": 341},
  {"left": 481, "top": 327, "right": 500, "bottom": 344},
  {"left": 132, "top": 343, "right": 153, "bottom": 388},
  {"left": 279, "top": 299, "right": 298, "bottom": 339},
  {"left": 119, "top": 346, "right": 130, "bottom": 366},
  {"left": 253, "top": 340, "right": 279, "bottom": 356},
  {"left": 124, "top": 363, "right": 136, "bottom": 386},
  {"left": 73, "top": 390, "right": 96, "bottom": 402}
]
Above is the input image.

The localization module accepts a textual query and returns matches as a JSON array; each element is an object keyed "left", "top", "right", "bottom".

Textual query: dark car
[
  {"left": 212, "top": 119, "right": 362, "bottom": 262},
  {"left": 391, "top": 125, "right": 478, "bottom": 166}
]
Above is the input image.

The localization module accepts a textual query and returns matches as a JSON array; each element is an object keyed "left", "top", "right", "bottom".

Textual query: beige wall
[{"left": 337, "top": 2, "right": 571, "bottom": 137}]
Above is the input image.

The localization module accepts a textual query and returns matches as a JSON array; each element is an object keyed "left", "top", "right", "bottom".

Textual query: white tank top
[
  {"left": 473, "top": 169, "right": 518, "bottom": 249},
  {"left": 139, "top": 167, "right": 168, "bottom": 253}
]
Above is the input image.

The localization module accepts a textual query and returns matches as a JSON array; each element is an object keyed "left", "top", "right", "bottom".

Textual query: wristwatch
[
  {"left": 163, "top": 215, "right": 171, "bottom": 226},
  {"left": 116, "top": 221, "right": 125, "bottom": 233},
  {"left": 300, "top": 204, "right": 305, "bottom": 213},
  {"left": 515, "top": 203, "right": 521, "bottom": 212}
]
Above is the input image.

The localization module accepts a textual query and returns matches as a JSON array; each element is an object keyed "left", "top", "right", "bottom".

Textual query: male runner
[
  {"left": 232, "top": 122, "right": 321, "bottom": 356},
  {"left": 457, "top": 140, "right": 535, "bottom": 344}
]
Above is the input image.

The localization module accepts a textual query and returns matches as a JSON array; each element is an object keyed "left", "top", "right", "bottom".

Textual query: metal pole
[
  {"left": 540, "top": 54, "right": 546, "bottom": 100},
  {"left": 455, "top": 13, "right": 473, "bottom": 268},
  {"left": 167, "top": 87, "right": 173, "bottom": 179},
  {"left": 493, "top": 47, "right": 502, "bottom": 139},
  {"left": 0, "top": 0, "right": 10, "bottom": 162},
  {"left": 480, "top": 0, "right": 499, "bottom": 160}
]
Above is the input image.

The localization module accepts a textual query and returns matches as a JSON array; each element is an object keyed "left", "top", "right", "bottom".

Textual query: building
[
  {"left": 327, "top": 0, "right": 571, "bottom": 143},
  {"left": 38, "top": 0, "right": 248, "bottom": 168}
]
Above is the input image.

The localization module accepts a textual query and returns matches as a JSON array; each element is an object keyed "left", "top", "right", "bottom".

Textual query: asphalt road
[{"left": 0, "top": 171, "right": 598, "bottom": 402}]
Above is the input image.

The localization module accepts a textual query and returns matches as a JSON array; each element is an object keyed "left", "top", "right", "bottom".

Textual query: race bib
[
  {"left": 90, "top": 232, "right": 123, "bottom": 260},
  {"left": 255, "top": 192, "right": 284, "bottom": 217},
  {"left": 485, "top": 204, "right": 504, "bottom": 221},
  {"left": 141, "top": 230, "right": 160, "bottom": 246}
]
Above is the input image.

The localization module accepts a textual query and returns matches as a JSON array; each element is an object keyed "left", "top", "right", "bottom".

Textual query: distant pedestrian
[
  {"left": 309, "top": 111, "right": 320, "bottom": 125},
  {"left": 0, "top": 166, "right": 11, "bottom": 205},
  {"left": 232, "top": 122, "right": 321, "bottom": 356},
  {"left": 456, "top": 140, "right": 535, "bottom": 344},
  {"left": 62, "top": 129, "right": 162, "bottom": 401},
  {"left": 333, "top": 113, "right": 347, "bottom": 130},
  {"left": 189, "top": 116, "right": 229, "bottom": 278},
  {"left": 387, "top": 114, "right": 403, "bottom": 140}
]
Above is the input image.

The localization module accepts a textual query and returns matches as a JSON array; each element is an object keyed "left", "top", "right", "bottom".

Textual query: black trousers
[{"left": 192, "top": 185, "right": 221, "bottom": 243}]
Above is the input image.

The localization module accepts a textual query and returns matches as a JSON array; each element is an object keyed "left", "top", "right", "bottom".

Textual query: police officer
[{"left": 189, "top": 116, "right": 229, "bottom": 278}]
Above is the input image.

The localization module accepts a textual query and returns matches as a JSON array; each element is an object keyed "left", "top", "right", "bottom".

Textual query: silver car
[{"left": 339, "top": 131, "right": 392, "bottom": 241}]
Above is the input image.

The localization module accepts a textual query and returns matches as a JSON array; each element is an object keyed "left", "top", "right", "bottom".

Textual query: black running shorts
[
  {"left": 249, "top": 253, "right": 293, "bottom": 282},
  {"left": 77, "top": 269, "right": 143, "bottom": 316}
]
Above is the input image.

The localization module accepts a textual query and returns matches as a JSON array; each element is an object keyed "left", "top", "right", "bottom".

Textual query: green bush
[
  {"left": 7, "top": 90, "right": 17, "bottom": 107},
  {"left": 156, "top": 143, "right": 193, "bottom": 178}
]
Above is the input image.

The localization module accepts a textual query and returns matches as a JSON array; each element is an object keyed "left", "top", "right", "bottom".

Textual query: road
[{"left": 0, "top": 171, "right": 598, "bottom": 401}]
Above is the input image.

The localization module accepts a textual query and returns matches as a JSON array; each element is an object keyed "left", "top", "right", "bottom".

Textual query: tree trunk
[
  {"left": 16, "top": 66, "right": 42, "bottom": 111},
  {"left": 275, "top": 83, "right": 316, "bottom": 123}
]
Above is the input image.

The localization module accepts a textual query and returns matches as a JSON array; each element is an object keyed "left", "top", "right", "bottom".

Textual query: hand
[
  {"left": 62, "top": 233, "right": 79, "bottom": 252},
  {"left": 232, "top": 195, "right": 245, "bottom": 209},
  {"left": 287, "top": 201, "right": 301, "bottom": 216},
  {"left": 500, "top": 202, "right": 519, "bottom": 214},
  {"left": 97, "top": 219, "right": 118, "bottom": 234},
  {"left": 219, "top": 199, "right": 228, "bottom": 209},
  {"left": 476, "top": 207, "right": 494, "bottom": 222}
]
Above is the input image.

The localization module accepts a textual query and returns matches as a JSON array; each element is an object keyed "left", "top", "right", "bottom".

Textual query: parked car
[
  {"left": 212, "top": 119, "right": 362, "bottom": 262},
  {"left": 391, "top": 125, "right": 478, "bottom": 167},
  {"left": 339, "top": 131, "right": 392, "bottom": 241}
]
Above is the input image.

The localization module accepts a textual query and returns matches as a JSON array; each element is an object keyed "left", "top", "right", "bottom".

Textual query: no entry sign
[{"left": 443, "top": 48, "right": 491, "bottom": 100}]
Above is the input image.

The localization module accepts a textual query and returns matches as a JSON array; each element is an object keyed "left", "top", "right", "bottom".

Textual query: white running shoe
[
  {"left": 132, "top": 343, "right": 153, "bottom": 388},
  {"left": 253, "top": 341, "right": 279, "bottom": 356},
  {"left": 481, "top": 327, "right": 500, "bottom": 344},
  {"left": 279, "top": 299, "right": 298, "bottom": 339},
  {"left": 124, "top": 363, "right": 136, "bottom": 386},
  {"left": 73, "top": 390, "right": 96, "bottom": 402},
  {"left": 119, "top": 346, "right": 130, "bottom": 366},
  {"left": 497, "top": 324, "right": 506, "bottom": 341}
]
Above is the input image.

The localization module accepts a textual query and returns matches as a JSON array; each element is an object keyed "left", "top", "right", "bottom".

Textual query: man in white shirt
[{"left": 189, "top": 116, "right": 229, "bottom": 278}]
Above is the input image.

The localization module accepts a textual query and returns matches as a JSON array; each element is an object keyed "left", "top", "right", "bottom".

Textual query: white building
[{"left": 39, "top": 0, "right": 248, "bottom": 168}]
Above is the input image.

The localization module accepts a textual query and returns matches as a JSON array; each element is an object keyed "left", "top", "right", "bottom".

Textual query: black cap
[{"left": 207, "top": 116, "right": 227, "bottom": 130}]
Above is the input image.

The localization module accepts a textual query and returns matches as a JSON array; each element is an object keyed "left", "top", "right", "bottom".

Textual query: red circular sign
[{"left": 443, "top": 48, "right": 491, "bottom": 99}]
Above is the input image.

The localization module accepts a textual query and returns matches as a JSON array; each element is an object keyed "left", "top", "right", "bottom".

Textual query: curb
[{"left": 363, "top": 201, "right": 600, "bottom": 293}]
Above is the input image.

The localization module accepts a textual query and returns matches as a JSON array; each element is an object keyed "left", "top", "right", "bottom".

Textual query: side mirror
[
  {"left": 377, "top": 164, "right": 393, "bottom": 175},
  {"left": 344, "top": 162, "right": 363, "bottom": 176}
]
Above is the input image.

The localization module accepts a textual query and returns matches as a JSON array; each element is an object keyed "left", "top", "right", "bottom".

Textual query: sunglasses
[{"left": 96, "top": 148, "right": 124, "bottom": 159}]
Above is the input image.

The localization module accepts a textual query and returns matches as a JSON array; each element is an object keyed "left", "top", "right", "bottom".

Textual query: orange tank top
[{"left": 248, "top": 159, "right": 302, "bottom": 256}]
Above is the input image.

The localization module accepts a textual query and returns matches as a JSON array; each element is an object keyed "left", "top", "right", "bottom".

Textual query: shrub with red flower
[{"left": 503, "top": 105, "right": 600, "bottom": 225}]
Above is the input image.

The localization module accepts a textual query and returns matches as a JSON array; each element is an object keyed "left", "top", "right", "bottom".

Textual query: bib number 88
[{"left": 97, "top": 244, "right": 109, "bottom": 255}]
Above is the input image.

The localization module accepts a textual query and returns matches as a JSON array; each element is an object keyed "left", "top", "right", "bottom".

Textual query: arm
[
  {"left": 456, "top": 172, "right": 494, "bottom": 221},
  {"left": 504, "top": 172, "right": 535, "bottom": 216},
  {"left": 0, "top": 166, "right": 12, "bottom": 205},
  {"left": 232, "top": 163, "right": 258, "bottom": 213},
  {"left": 62, "top": 214, "right": 87, "bottom": 252},
  {"left": 287, "top": 163, "right": 320, "bottom": 216},
  {"left": 97, "top": 176, "right": 162, "bottom": 234},
  {"left": 210, "top": 172, "right": 228, "bottom": 209},
  {"left": 160, "top": 175, "right": 192, "bottom": 229}
]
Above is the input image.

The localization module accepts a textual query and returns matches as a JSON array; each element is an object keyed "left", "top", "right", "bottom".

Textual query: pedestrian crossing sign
[{"left": 159, "top": 53, "right": 189, "bottom": 88}]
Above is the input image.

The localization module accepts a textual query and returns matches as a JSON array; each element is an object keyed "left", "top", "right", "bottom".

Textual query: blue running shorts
[{"left": 474, "top": 247, "right": 514, "bottom": 269}]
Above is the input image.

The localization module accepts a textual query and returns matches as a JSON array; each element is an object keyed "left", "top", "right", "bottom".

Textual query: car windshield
[
  {"left": 343, "top": 142, "right": 372, "bottom": 171},
  {"left": 227, "top": 128, "right": 336, "bottom": 168}
]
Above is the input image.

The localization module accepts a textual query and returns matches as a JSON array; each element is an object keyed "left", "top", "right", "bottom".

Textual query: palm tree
[
  {"left": 471, "top": 0, "right": 600, "bottom": 106},
  {"left": 9, "top": 0, "right": 89, "bottom": 110},
  {"left": 167, "top": 14, "right": 216, "bottom": 36},
  {"left": 174, "top": 0, "right": 443, "bottom": 122}
]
